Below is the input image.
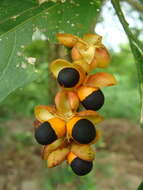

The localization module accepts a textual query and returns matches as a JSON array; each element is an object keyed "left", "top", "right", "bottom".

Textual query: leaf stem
[
  {"left": 111, "top": 0, "right": 143, "bottom": 52},
  {"left": 111, "top": 0, "right": 143, "bottom": 127}
]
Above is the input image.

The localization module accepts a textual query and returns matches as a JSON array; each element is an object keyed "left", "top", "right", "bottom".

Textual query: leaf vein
[{"left": 0, "top": 3, "right": 59, "bottom": 38}]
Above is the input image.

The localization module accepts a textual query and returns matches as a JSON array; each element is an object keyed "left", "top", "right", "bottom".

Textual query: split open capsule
[
  {"left": 50, "top": 59, "right": 86, "bottom": 89},
  {"left": 77, "top": 86, "right": 104, "bottom": 111},
  {"left": 67, "top": 117, "right": 96, "bottom": 144},
  {"left": 67, "top": 152, "right": 93, "bottom": 176},
  {"left": 35, "top": 117, "right": 66, "bottom": 145}
]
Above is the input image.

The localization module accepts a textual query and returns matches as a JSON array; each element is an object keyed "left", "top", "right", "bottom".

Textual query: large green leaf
[
  {"left": 137, "top": 182, "right": 143, "bottom": 190},
  {"left": 139, "top": 0, "right": 143, "bottom": 4},
  {"left": 111, "top": 0, "right": 143, "bottom": 126},
  {"left": 0, "top": 0, "right": 101, "bottom": 103}
]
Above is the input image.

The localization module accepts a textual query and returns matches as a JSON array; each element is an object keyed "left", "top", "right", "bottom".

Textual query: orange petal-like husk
[
  {"left": 66, "top": 117, "right": 82, "bottom": 140},
  {"left": 50, "top": 59, "right": 72, "bottom": 77},
  {"left": 77, "top": 86, "right": 98, "bottom": 101},
  {"left": 57, "top": 33, "right": 78, "bottom": 47},
  {"left": 78, "top": 45, "right": 95, "bottom": 64},
  {"left": 67, "top": 152, "right": 77, "bottom": 164},
  {"left": 89, "top": 58, "right": 98, "bottom": 70},
  {"left": 71, "top": 46, "right": 82, "bottom": 61},
  {"left": 84, "top": 72, "right": 117, "bottom": 88},
  {"left": 73, "top": 63, "right": 86, "bottom": 87},
  {"left": 67, "top": 91, "right": 79, "bottom": 112},
  {"left": 73, "top": 59, "right": 91, "bottom": 73},
  {"left": 55, "top": 90, "right": 73, "bottom": 119},
  {"left": 48, "top": 117, "right": 66, "bottom": 138},
  {"left": 47, "top": 147, "right": 70, "bottom": 168},
  {"left": 95, "top": 46, "right": 111, "bottom": 68},
  {"left": 34, "top": 105, "right": 56, "bottom": 122},
  {"left": 76, "top": 110, "right": 103, "bottom": 124},
  {"left": 83, "top": 33, "right": 102, "bottom": 46},
  {"left": 41, "top": 137, "right": 67, "bottom": 160},
  {"left": 71, "top": 42, "right": 95, "bottom": 65},
  {"left": 71, "top": 143, "right": 95, "bottom": 161}
]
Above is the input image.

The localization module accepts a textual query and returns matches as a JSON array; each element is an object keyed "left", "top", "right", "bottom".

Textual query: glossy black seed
[
  {"left": 35, "top": 122, "right": 57, "bottom": 145},
  {"left": 82, "top": 89, "right": 104, "bottom": 111},
  {"left": 71, "top": 157, "right": 93, "bottom": 176},
  {"left": 72, "top": 119, "right": 96, "bottom": 144},
  {"left": 57, "top": 67, "right": 80, "bottom": 88}
]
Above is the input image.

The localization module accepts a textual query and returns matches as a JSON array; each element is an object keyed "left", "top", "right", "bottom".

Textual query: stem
[
  {"left": 111, "top": 0, "right": 143, "bottom": 127},
  {"left": 130, "top": 41, "right": 143, "bottom": 127},
  {"left": 111, "top": 0, "right": 143, "bottom": 52}
]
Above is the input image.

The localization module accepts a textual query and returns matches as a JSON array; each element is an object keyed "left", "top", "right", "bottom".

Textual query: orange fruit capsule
[
  {"left": 67, "top": 116, "right": 96, "bottom": 144},
  {"left": 50, "top": 59, "right": 86, "bottom": 89},
  {"left": 94, "top": 47, "right": 110, "bottom": 68},
  {"left": 77, "top": 86, "right": 104, "bottom": 111},
  {"left": 67, "top": 152, "right": 93, "bottom": 176},
  {"left": 57, "top": 33, "right": 78, "bottom": 48},
  {"left": 35, "top": 117, "right": 66, "bottom": 145}
]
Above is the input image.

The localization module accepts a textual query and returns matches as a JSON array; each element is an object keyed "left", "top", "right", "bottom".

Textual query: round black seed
[
  {"left": 72, "top": 119, "right": 96, "bottom": 144},
  {"left": 81, "top": 89, "right": 104, "bottom": 111},
  {"left": 71, "top": 157, "right": 93, "bottom": 176},
  {"left": 35, "top": 122, "right": 57, "bottom": 145},
  {"left": 57, "top": 67, "right": 80, "bottom": 88}
]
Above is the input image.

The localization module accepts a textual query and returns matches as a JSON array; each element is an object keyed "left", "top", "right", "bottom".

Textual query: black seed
[
  {"left": 35, "top": 122, "right": 57, "bottom": 145},
  {"left": 57, "top": 67, "right": 80, "bottom": 88},
  {"left": 71, "top": 157, "right": 93, "bottom": 176},
  {"left": 82, "top": 90, "right": 104, "bottom": 111},
  {"left": 72, "top": 119, "right": 96, "bottom": 144}
]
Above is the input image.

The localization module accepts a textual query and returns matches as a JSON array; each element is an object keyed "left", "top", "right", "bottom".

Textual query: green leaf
[
  {"left": 137, "top": 182, "right": 143, "bottom": 190},
  {"left": 139, "top": 0, "right": 143, "bottom": 4},
  {"left": 111, "top": 0, "right": 143, "bottom": 126},
  {"left": 0, "top": 0, "right": 102, "bottom": 103}
]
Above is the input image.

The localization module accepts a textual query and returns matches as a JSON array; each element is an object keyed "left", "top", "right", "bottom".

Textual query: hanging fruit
[
  {"left": 33, "top": 33, "right": 117, "bottom": 176},
  {"left": 67, "top": 152, "right": 93, "bottom": 176},
  {"left": 66, "top": 117, "right": 96, "bottom": 144}
]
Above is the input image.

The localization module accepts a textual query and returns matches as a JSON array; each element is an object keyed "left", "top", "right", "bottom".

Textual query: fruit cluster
[{"left": 33, "top": 33, "right": 117, "bottom": 176}]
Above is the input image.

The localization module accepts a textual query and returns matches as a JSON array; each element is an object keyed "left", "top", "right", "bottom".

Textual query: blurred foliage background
[{"left": 0, "top": 0, "right": 143, "bottom": 190}]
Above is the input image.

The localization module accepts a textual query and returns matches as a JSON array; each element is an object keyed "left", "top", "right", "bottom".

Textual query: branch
[
  {"left": 111, "top": 0, "right": 143, "bottom": 127},
  {"left": 122, "top": 0, "right": 143, "bottom": 13},
  {"left": 111, "top": 0, "right": 143, "bottom": 52}
]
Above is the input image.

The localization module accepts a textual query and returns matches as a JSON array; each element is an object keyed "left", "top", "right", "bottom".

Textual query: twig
[{"left": 111, "top": 0, "right": 143, "bottom": 52}]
